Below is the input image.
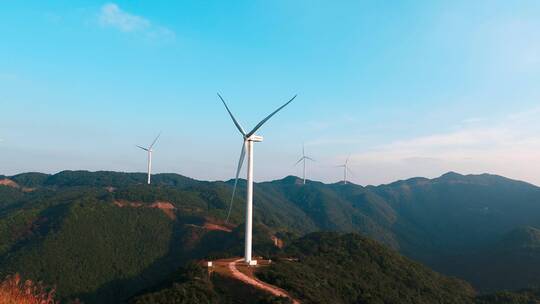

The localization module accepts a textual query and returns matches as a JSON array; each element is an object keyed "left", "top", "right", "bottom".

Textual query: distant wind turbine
[
  {"left": 294, "top": 144, "right": 315, "bottom": 184},
  {"left": 136, "top": 133, "right": 161, "bottom": 185},
  {"left": 219, "top": 93, "right": 296, "bottom": 265},
  {"left": 338, "top": 155, "right": 353, "bottom": 184}
]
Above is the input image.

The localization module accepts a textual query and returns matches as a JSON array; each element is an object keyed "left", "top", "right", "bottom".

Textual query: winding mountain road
[{"left": 212, "top": 258, "right": 300, "bottom": 303}]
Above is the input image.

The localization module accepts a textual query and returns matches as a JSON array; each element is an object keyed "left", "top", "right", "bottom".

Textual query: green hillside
[
  {"left": 438, "top": 226, "right": 540, "bottom": 292},
  {"left": 131, "top": 232, "right": 540, "bottom": 304},
  {"left": 130, "top": 262, "right": 290, "bottom": 304},
  {"left": 131, "top": 232, "right": 476, "bottom": 304},
  {"left": 373, "top": 172, "right": 540, "bottom": 258},
  {"left": 257, "top": 232, "right": 475, "bottom": 304},
  {"left": 499, "top": 226, "right": 540, "bottom": 249},
  {"left": 476, "top": 289, "right": 540, "bottom": 304},
  {"left": 0, "top": 172, "right": 284, "bottom": 302},
  {"left": 2, "top": 170, "right": 540, "bottom": 301},
  {"left": 0, "top": 194, "right": 223, "bottom": 302}
]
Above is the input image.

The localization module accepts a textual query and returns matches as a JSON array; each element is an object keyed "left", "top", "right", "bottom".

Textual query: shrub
[{"left": 0, "top": 273, "right": 57, "bottom": 304}]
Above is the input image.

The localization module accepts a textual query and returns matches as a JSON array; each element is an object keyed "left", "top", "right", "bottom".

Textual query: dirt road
[{"left": 211, "top": 258, "right": 300, "bottom": 303}]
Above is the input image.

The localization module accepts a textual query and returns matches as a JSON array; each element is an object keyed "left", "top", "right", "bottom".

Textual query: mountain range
[{"left": 2, "top": 170, "right": 540, "bottom": 302}]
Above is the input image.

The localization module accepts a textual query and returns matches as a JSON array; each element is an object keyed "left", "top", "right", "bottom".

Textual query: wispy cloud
[
  {"left": 341, "top": 106, "right": 540, "bottom": 185},
  {"left": 461, "top": 117, "right": 485, "bottom": 125},
  {"left": 98, "top": 3, "right": 174, "bottom": 40},
  {"left": 99, "top": 3, "right": 149, "bottom": 32}
]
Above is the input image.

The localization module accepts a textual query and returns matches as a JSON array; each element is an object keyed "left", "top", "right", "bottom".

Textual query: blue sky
[{"left": 1, "top": 1, "right": 540, "bottom": 185}]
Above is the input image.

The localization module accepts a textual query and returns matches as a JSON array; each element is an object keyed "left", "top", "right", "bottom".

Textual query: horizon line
[{"left": 2, "top": 170, "right": 537, "bottom": 188}]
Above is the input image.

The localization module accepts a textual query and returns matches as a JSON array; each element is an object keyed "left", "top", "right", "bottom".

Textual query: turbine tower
[
  {"left": 219, "top": 93, "right": 296, "bottom": 265},
  {"left": 338, "top": 155, "right": 353, "bottom": 184},
  {"left": 294, "top": 144, "right": 315, "bottom": 184},
  {"left": 136, "top": 133, "right": 161, "bottom": 185}
]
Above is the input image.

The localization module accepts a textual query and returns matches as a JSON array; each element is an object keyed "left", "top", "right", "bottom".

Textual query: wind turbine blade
[
  {"left": 294, "top": 157, "right": 305, "bottom": 166},
  {"left": 149, "top": 132, "right": 161, "bottom": 149},
  {"left": 347, "top": 167, "right": 355, "bottom": 177},
  {"left": 218, "top": 93, "right": 246, "bottom": 136},
  {"left": 302, "top": 143, "right": 305, "bottom": 158},
  {"left": 305, "top": 156, "right": 316, "bottom": 161},
  {"left": 246, "top": 95, "right": 297, "bottom": 137},
  {"left": 226, "top": 141, "right": 247, "bottom": 223},
  {"left": 136, "top": 145, "right": 149, "bottom": 151}
]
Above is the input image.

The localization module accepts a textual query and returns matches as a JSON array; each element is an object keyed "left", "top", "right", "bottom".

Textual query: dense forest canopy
[{"left": 2, "top": 170, "right": 540, "bottom": 303}]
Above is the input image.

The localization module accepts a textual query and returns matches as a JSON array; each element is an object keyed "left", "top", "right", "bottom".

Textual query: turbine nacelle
[{"left": 246, "top": 135, "right": 263, "bottom": 142}]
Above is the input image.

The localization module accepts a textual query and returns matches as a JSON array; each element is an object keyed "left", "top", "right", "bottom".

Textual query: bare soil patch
[{"left": 113, "top": 200, "right": 176, "bottom": 220}]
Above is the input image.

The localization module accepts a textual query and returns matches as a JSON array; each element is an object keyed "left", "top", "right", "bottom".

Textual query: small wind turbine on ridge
[
  {"left": 136, "top": 133, "right": 161, "bottom": 185},
  {"left": 294, "top": 143, "right": 315, "bottom": 184},
  {"left": 219, "top": 92, "right": 296, "bottom": 265},
  {"left": 338, "top": 155, "right": 353, "bottom": 184}
]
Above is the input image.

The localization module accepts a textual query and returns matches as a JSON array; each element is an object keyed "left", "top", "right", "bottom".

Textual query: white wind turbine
[
  {"left": 338, "top": 155, "right": 353, "bottom": 184},
  {"left": 294, "top": 144, "right": 315, "bottom": 184},
  {"left": 136, "top": 133, "right": 161, "bottom": 185},
  {"left": 219, "top": 93, "right": 296, "bottom": 265}
]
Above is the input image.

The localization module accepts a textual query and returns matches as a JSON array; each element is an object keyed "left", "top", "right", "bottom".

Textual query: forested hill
[
  {"left": 2, "top": 170, "right": 540, "bottom": 301},
  {"left": 134, "top": 232, "right": 477, "bottom": 304},
  {"left": 256, "top": 232, "right": 476, "bottom": 304}
]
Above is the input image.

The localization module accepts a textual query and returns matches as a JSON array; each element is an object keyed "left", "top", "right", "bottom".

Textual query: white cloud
[
  {"left": 98, "top": 3, "right": 174, "bottom": 39},
  {"left": 99, "top": 3, "right": 149, "bottom": 32},
  {"left": 343, "top": 106, "right": 540, "bottom": 185}
]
